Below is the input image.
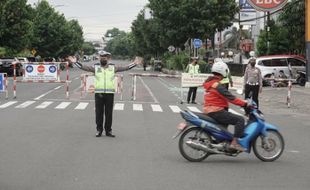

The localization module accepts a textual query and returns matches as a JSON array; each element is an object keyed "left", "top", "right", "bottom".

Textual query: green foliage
[
  {"left": 0, "top": 0, "right": 84, "bottom": 58},
  {"left": 0, "top": 47, "right": 6, "bottom": 57},
  {"left": 82, "top": 42, "right": 96, "bottom": 55},
  {"left": 256, "top": 21, "right": 290, "bottom": 56},
  {"left": 146, "top": 0, "right": 238, "bottom": 48},
  {"left": 104, "top": 28, "right": 126, "bottom": 38},
  {"left": 31, "top": 0, "right": 83, "bottom": 58},
  {"left": 162, "top": 51, "right": 207, "bottom": 72},
  {"left": 257, "top": 0, "right": 305, "bottom": 55},
  {"left": 0, "top": 0, "right": 33, "bottom": 54},
  {"left": 278, "top": 0, "right": 305, "bottom": 54},
  {"left": 163, "top": 52, "right": 189, "bottom": 70},
  {"left": 105, "top": 32, "right": 135, "bottom": 59},
  {"left": 131, "top": 0, "right": 237, "bottom": 61}
]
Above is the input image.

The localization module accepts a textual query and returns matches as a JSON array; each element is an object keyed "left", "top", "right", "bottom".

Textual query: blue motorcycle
[{"left": 173, "top": 102, "right": 285, "bottom": 162}]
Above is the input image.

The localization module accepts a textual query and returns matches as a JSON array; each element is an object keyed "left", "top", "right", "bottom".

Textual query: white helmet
[
  {"left": 98, "top": 50, "right": 111, "bottom": 56},
  {"left": 211, "top": 61, "right": 228, "bottom": 77}
]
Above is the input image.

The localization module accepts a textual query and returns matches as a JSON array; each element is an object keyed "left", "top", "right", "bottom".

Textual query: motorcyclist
[{"left": 203, "top": 61, "right": 247, "bottom": 152}]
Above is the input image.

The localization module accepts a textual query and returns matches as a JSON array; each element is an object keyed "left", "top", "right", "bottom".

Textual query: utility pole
[
  {"left": 266, "top": 12, "right": 270, "bottom": 55},
  {"left": 306, "top": 0, "right": 310, "bottom": 87}
]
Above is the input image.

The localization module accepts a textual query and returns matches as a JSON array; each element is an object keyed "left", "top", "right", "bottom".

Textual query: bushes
[
  {"left": 0, "top": 47, "right": 6, "bottom": 57},
  {"left": 162, "top": 51, "right": 208, "bottom": 72}
]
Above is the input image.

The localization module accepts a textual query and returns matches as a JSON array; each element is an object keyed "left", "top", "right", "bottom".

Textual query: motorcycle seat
[{"left": 194, "top": 112, "right": 218, "bottom": 124}]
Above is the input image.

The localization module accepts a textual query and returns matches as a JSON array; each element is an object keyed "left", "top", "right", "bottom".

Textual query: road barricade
[
  {"left": 130, "top": 73, "right": 181, "bottom": 101},
  {"left": 13, "top": 62, "right": 70, "bottom": 99},
  {"left": 0, "top": 73, "right": 8, "bottom": 99},
  {"left": 80, "top": 73, "right": 124, "bottom": 100}
]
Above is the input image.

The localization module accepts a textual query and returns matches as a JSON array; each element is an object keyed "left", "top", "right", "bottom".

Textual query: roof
[{"left": 257, "top": 54, "right": 306, "bottom": 60}]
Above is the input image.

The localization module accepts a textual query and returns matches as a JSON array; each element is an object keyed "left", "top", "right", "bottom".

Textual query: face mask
[
  {"left": 100, "top": 59, "right": 108, "bottom": 66},
  {"left": 250, "top": 62, "right": 255, "bottom": 67}
]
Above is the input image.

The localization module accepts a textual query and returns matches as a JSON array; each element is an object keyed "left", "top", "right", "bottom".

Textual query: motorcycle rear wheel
[
  {"left": 178, "top": 127, "right": 211, "bottom": 162},
  {"left": 253, "top": 130, "right": 285, "bottom": 162}
]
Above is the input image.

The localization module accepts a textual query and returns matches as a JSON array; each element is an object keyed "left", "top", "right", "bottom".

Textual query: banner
[
  {"left": 181, "top": 73, "right": 211, "bottom": 87},
  {"left": 24, "top": 63, "right": 58, "bottom": 81}
]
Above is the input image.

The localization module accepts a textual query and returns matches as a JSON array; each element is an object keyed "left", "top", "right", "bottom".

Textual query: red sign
[
  {"left": 37, "top": 65, "right": 45, "bottom": 73},
  {"left": 247, "top": 0, "right": 288, "bottom": 12}
]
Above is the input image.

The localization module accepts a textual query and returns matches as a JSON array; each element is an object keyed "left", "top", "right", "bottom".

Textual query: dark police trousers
[
  {"left": 187, "top": 87, "right": 197, "bottom": 103},
  {"left": 244, "top": 84, "right": 260, "bottom": 108},
  {"left": 95, "top": 93, "right": 114, "bottom": 133}
]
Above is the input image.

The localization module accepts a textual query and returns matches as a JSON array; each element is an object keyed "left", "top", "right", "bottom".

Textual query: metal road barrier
[
  {"left": 130, "top": 72, "right": 245, "bottom": 102},
  {"left": 265, "top": 77, "right": 295, "bottom": 108},
  {"left": 130, "top": 73, "right": 181, "bottom": 101},
  {"left": 80, "top": 73, "right": 124, "bottom": 100},
  {"left": 0, "top": 73, "right": 8, "bottom": 99},
  {"left": 13, "top": 62, "right": 70, "bottom": 99}
]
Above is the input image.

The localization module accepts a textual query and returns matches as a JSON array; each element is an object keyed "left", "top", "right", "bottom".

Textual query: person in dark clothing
[
  {"left": 67, "top": 51, "right": 143, "bottom": 137},
  {"left": 203, "top": 61, "right": 247, "bottom": 152}
]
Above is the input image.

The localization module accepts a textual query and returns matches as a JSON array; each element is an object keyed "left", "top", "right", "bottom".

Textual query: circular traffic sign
[
  {"left": 26, "top": 65, "right": 33, "bottom": 73},
  {"left": 193, "top": 39, "right": 202, "bottom": 48},
  {"left": 247, "top": 0, "right": 288, "bottom": 12},
  {"left": 37, "top": 65, "right": 45, "bottom": 73},
  {"left": 49, "top": 65, "right": 57, "bottom": 73}
]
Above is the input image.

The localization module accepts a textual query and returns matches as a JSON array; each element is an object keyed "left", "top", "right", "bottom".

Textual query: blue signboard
[
  {"left": 193, "top": 39, "right": 202, "bottom": 48},
  {"left": 239, "top": 0, "right": 255, "bottom": 11},
  {"left": 0, "top": 73, "right": 4, "bottom": 91}
]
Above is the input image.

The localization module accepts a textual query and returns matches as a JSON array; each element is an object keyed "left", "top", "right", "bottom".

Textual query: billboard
[{"left": 246, "top": 0, "right": 288, "bottom": 12}]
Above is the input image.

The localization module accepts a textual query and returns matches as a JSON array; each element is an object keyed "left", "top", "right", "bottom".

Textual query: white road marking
[
  {"left": 55, "top": 102, "right": 71, "bottom": 109},
  {"left": 133, "top": 104, "right": 143, "bottom": 111},
  {"left": 34, "top": 85, "right": 63, "bottom": 100},
  {"left": 74, "top": 102, "right": 89, "bottom": 110},
  {"left": 169, "top": 105, "right": 181, "bottom": 113},
  {"left": 187, "top": 106, "right": 201, "bottom": 113},
  {"left": 0, "top": 101, "right": 18, "bottom": 108},
  {"left": 138, "top": 76, "right": 159, "bottom": 103},
  {"left": 287, "top": 150, "right": 300, "bottom": 153},
  {"left": 15, "top": 101, "right": 36, "bottom": 108},
  {"left": 35, "top": 101, "right": 53, "bottom": 109},
  {"left": 54, "top": 86, "right": 62, "bottom": 90},
  {"left": 151, "top": 104, "right": 163, "bottom": 112},
  {"left": 114, "top": 103, "right": 124, "bottom": 110}
]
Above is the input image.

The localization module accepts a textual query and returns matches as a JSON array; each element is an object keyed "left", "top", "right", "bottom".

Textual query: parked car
[
  {"left": 0, "top": 57, "right": 23, "bottom": 76},
  {"left": 17, "top": 57, "right": 29, "bottom": 63},
  {"left": 26, "top": 56, "right": 38, "bottom": 62},
  {"left": 252, "top": 55, "right": 306, "bottom": 86}
]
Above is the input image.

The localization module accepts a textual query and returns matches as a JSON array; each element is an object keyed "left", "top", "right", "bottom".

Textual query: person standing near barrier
[
  {"left": 185, "top": 57, "right": 200, "bottom": 104},
  {"left": 67, "top": 51, "right": 143, "bottom": 137},
  {"left": 216, "top": 59, "right": 233, "bottom": 90},
  {"left": 243, "top": 58, "right": 262, "bottom": 109}
]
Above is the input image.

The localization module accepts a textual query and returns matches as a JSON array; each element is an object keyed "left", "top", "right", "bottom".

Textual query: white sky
[{"left": 27, "top": 0, "right": 149, "bottom": 41}]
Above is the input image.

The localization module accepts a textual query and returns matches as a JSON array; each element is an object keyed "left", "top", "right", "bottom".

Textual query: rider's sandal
[{"left": 229, "top": 144, "right": 246, "bottom": 152}]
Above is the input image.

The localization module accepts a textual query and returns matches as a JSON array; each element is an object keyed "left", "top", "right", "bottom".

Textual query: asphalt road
[{"left": 0, "top": 59, "right": 309, "bottom": 190}]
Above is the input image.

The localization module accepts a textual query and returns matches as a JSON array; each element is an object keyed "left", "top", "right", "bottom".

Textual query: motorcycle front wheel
[
  {"left": 253, "top": 130, "right": 285, "bottom": 162},
  {"left": 178, "top": 127, "right": 212, "bottom": 162}
]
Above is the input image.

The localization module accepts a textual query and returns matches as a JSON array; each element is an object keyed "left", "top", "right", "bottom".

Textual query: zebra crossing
[
  {"left": 0, "top": 100, "right": 244, "bottom": 115},
  {"left": 0, "top": 100, "right": 205, "bottom": 113}
]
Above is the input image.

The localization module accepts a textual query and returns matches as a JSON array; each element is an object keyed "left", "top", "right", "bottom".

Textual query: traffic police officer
[
  {"left": 185, "top": 56, "right": 200, "bottom": 104},
  {"left": 67, "top": 51, "right": 143, "bottom": 137}
]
